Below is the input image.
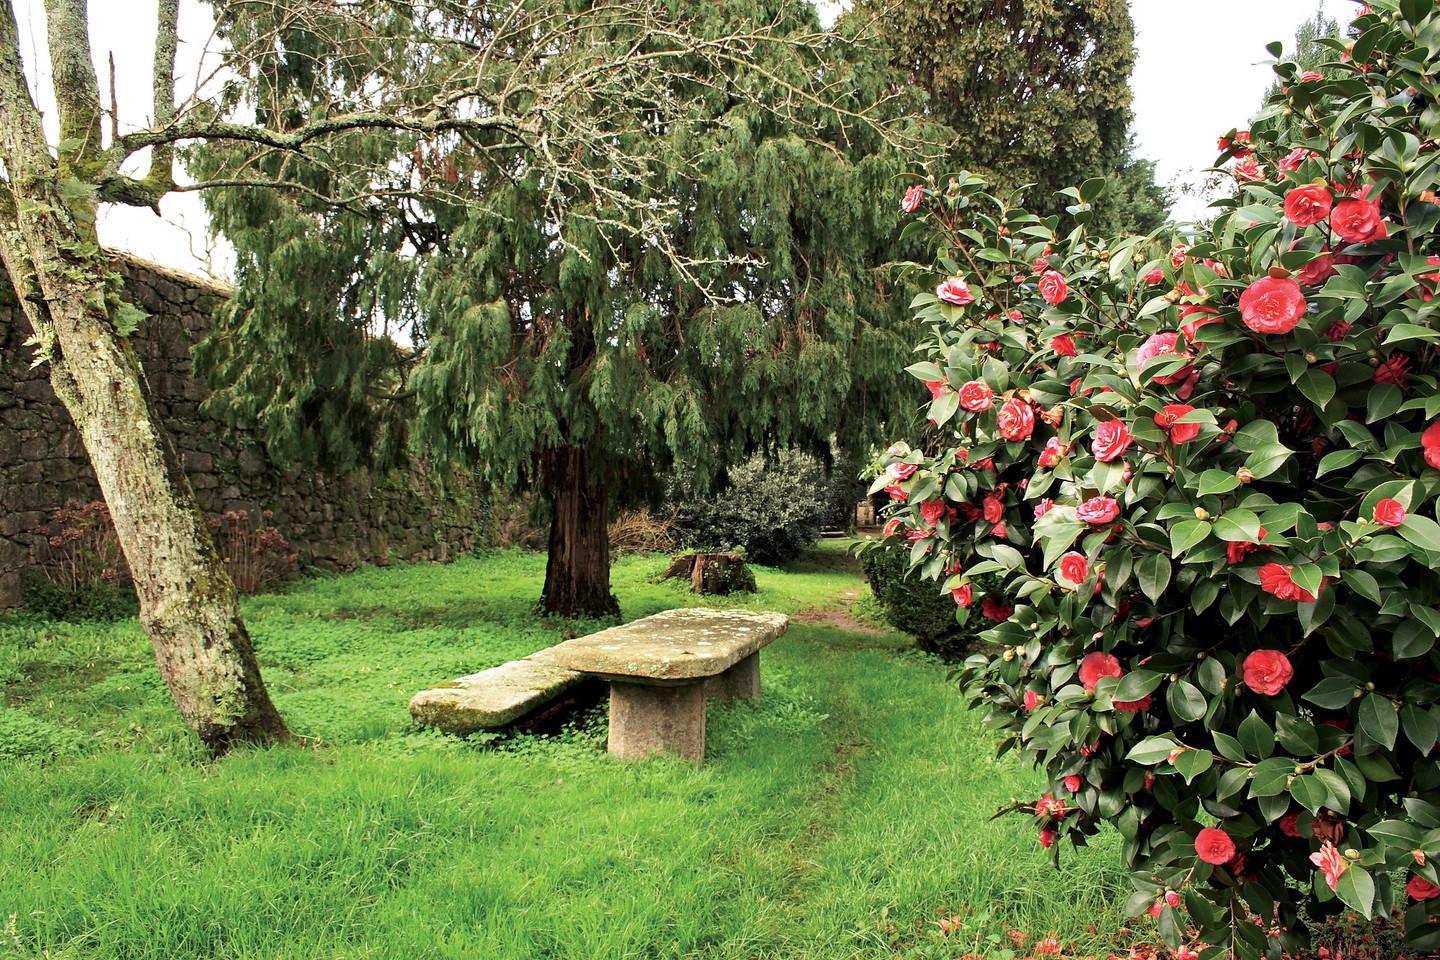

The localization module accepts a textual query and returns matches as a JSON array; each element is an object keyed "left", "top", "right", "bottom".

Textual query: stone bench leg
[
  {"left": 705, "top": 651, "right": 760, "bottom": 702},
  {"left": 608, "top": 681, "right": 706, "bottom": 762}
]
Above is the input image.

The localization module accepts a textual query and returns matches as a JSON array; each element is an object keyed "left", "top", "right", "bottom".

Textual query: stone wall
[{"left": 0, "top": 255, "right": 483, "bottom": 606}]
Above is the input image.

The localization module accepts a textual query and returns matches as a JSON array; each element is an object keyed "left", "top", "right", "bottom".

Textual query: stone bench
[
  {"left": 408, "top": 648, "right": 587, "bottom": 735},
  {"left": 544, "top": 608, "right": 788, "bottom": 762},
  {"left": 409, "top": 608, "right": 789, "bottom": 757}
]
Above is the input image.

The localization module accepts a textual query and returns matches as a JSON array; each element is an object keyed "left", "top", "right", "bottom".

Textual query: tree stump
[{"left": 659, "top": 552, "right": 756, "bottom": 595}]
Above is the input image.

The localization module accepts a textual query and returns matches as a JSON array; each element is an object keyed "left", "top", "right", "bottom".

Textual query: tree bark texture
[
  {"left": 538, "top": 444, "right": 619, "bottom": 618},
  {"left": 0, "top": 0, "right": 288, "bottom": 753}
]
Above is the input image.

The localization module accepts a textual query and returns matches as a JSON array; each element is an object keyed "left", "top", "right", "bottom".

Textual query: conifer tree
[
  {"left": 193, "top": 0, "right": 941, "bottom": 617},
  {"left": 850, "top": 0, "right": 1167, "bottom": 230}
]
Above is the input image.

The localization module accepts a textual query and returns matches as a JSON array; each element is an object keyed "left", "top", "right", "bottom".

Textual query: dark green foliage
[
  {"left": 854, "top": 0, "right": 1161, "bottom": 229},
  {"left": 859, "top": 546, "right": 965, "bottom": 658},
  {"left": 672, "top": 451, "right": 832, "bottom": 565},
  {"left": 21, "top": 578, "right": 136, "bottom": 623}
]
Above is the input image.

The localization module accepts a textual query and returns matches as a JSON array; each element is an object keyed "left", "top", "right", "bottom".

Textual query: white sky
[{"left": 12, "top": 0, "right": 1362, "bottom": 280}]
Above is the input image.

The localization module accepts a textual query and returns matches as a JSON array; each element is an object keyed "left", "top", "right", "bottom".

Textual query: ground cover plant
[
  {"left": 868, "top": 3, "right": 1440, "bottom": 956},
  {"left": 0, "top": 543, "right": 1132, "bottom": 960}
]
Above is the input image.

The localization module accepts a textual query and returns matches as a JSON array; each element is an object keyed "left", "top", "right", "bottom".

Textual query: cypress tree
[{"left": 193, "top": 0, "right": 941, "bottom": 616}]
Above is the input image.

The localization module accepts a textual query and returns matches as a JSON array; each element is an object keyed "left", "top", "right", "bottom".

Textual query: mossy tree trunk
[
  {"left": 538, "top": 444, "right": 619, "bottom": 619},
  {"left": 0, "top": 0, "right": 288, "bottom": 753}
]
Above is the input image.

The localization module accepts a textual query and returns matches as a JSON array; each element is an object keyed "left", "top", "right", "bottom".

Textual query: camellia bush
[{"left": 864, "top": 3, "right": 1440, "bottom": 956}]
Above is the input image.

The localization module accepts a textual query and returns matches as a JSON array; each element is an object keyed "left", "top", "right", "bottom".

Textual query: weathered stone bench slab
[
  {"left": 408, "top": 649, "right": 584, "bottom": 735},
  {"left": 545, "top": 608, "right": 788, "bottom": 762}
]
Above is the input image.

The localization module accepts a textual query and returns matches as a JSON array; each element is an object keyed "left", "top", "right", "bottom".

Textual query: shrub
[
  {"left": 208, "top": 510, "right": 298, "bottom": 594},
  {"left": 607, "top": 508, "right": 677, "bottom": 553},
  {"left": 673, "top": 450, "right": 831, "bottom": 565},
  {"left": 860, "top": 545, "right": 966, "bottom": 657},
  {"left": 25, "top": 500, "right": 134, "bottom": 621},
  {"left": 867, "top": 5, "right": 1440, "bottom": 956}
]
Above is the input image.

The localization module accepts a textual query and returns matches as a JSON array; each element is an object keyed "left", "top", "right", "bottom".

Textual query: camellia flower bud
[
  {"left": 1236, "top": 468, "right": 1255, "bottom": 483},
  {"left": 1194, "top": 507, "right": 1210, "bottom": 520}
]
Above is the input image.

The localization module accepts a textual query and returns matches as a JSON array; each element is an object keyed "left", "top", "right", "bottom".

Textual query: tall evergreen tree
[
  {"left": 849, "top": 0, "right": 1167, "bottom": 229},
  {"left": 193, "top": 0, "right": 942, "bottom": 616}
]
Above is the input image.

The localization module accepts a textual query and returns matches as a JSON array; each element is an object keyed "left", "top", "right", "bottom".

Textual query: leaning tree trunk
[
  {"left": 0, "top": 2, "right": 288, "bottom": 754},
  {"left": 538, "top": 444, "right": 620, "bottom": 618}
]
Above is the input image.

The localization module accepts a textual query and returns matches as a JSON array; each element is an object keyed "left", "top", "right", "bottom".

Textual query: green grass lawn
[{"left": 0, "top": 543, "right": 1128, "bottom": 959}]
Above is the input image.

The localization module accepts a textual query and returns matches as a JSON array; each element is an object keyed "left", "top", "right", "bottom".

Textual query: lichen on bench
[{"left": 408, "top": 649, "right": 583, "bottom": 735}]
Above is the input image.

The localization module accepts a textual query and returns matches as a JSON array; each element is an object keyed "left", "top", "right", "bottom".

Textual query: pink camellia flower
[
  {"left": 981, "top": 596, "right": 1013, "bottom": 621},
  {"left": 1311, "top": 841, "right": 1348, "bottom": 891},
  {"left": 1233, "top": 156, "right": 1266, "bottom": 181},
  {"left": 1078, "top": 651, "right": 1122, "bottom": 692},
  {"left": 887, "top": 461, "right": 917, "bottom": 481},
  {"left": 1279, "top": 147, "right": 1317, "bottom": 173},
  {"left": 881, "top": 517, "right": 903, "bottom": 539},
  {"left": 951, "top": 583, "right": 973, "bottom": 607},
  {"left": 901, "top": 184, "right": 924, "bottom": 213},
  {"left": 1023, "top": 689, "right": 1041, "bottom": 712},
  {"left": 1195, "top": 827, "right": 1237, "bottom": 866},
  {"left": 1178, "top": 305, "right": 1220, "bottom": 342},
  {"left": 1301, "top": 70, "right": 1323, "bottom": 82},
  {"left": 885, "top": 485, "right": 908, "bottom": 502},
  {"left": 997, "top": 397, "right": 1035, "bottom": 441},
  {"left": 1239, "top": 276, "right": 1307, "bottom": 334},
  {"left": 1374, "top": 498, "right": 1406, "bottom": 526},
  {"left": 1033, "top": 498, "right": 1055, "bottom": 520},
  {"left": 1076, "top": 496, "right": 1119, "bottom": 526},
  {"left": 1284, "top": 184, "right": 1333, "bottom": 225},
  {"left": 926, "top": 379, "right": 948, "bottom": 399},
  {"left": 1058, "top": 551, "right": 1089, "bottom": 588},
  {"left": 957, "top": 380, "right": 994, "bottom": 412},
  {"left": 1063, "top": 774, "right": 1082, "bottom": 793},
  {"left": 1331, "top": 194, "right": 1388, "bottom": 243},
  {"left": 1408, "top": 875, "right": 1440, "bottom": 901},
  {"left": 905, "top": 527, "right": 928, "bottom": 543},
  {"left": 1038, "top": 270, "right": 1069, "bottom": 305},
  {"left": 1143, "top": 267, "right": 1165, "bottom": 285},
  {"left": 1374, "top": 353, "right": 1410, "bottom": 385},
  {"left": 1242, "top": 650, "right": 1294, "bottom": 696},
  {"left": 1134, "top": 331, "right": 1193, "bottom": 384},
  {"left": 1155, "top": 404, "right": 1201, "bottom": 444},
  {"left": 1051, "top": 334, "right": 1078, "bottom": 356},
  {"left": 936, "top": 276, "right": 975, "bottom": 305},
  {"left": 1091, "top": 420, "right": 1133, "bottom": 463},
  {"left": 1170, "top": 243, "right": 1189, "bottom": 268},
  {"left": 921, "top": 499, "right": 946, "bottom": 528},
  {"left": 1032, "top": 256, "right": 1050, "bottom": 274},
  {"left": 1037, "top": 437, "right": 1069, "bottom": 469},
  {"left": 1424, "top": 421, "right": 1440, "bottom": 470},
  {"left": 1258, "top": 562, "right": 1321, "bottom": 603},
  {"left": 991, "top": 522, "right": 1008, "bottom": 539}
]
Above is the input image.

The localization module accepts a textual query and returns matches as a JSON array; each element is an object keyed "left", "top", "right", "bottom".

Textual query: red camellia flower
[
  {"left": 982, "top": 495, "right": 1004, "bottom": 524},
  {"left": 881, "top": 517, "right": 903, "bottom": 539},
  {"left": 1039, "top": 827, "right": 1056, "bottom": 848},
  {"left": 1063, "top": 774, "right": 1082, "bottom": 793},
  {"left": 1143, "top": 267, "right": 1165, "bottom": 285},
  {"left": 1331, "top": 195, "right": 1388, "bottom": 243},
  {"left": 1258, "top": 562, "right": 1321, "bottom": 603},
  {"left": 1232, "top": 156, "right": 1266, "bottom": 181},
  {"left": 887, "top": 461, "right": 917, "bottom": 481},
  {"left": 1091, "top": 420, "right": 1133, "bottom": 462},
  {"left": 935, "top": 276, "right": 975, "bottom": 305},
  {"left": 981, "top": 597, "right": 1013, "bottom": 621},
  {"left": 1134, "top": 331, "right": 1193, "bottom": 384},
  {"left": 997, "top": 397, "right": 1035, "bottom": 441},
  {"left": 1296, "top": 251, "right": 1339, "bottom": 286},
  {"left": 1279, "top": 813, "right": 1302, "bottom": 838},
  {"left": 1424, "top": 421, "right": 1440, "bottom": 470},
  {"left": 926, "top": 379, "right": 948, "bottom": 399},
  {"left": 1155, "top": 404, "right": 1201, "bottom": 444},
  {"left": 1242, "top": 650, "right": 1294, "bottom": 696},
  {"left": 1078, "top": 651, "right": 1122, "bottom": 692},
  {"left": 1301, "top": 70, "right": 1323, "bottom": 82},
  {"left": 921, "top": 499, "right": 946, "bottom": 528},
  {"left": 1284, "top": 184, "right": 1333, "bottom": 225},
  {"left": 1058, "top": 551, "right": 1089, "bottom": 587},
  {"left": 951, "top": 583, "right": 973, "bottom": 607},
  {"left": 1239, "top": 276, "right": 1307, "bottom": 334},
  {"left": 1195, "top": 827, "right": 1237, "bottom": 866},
  {"left": 1279, "top": 147, "right": 1316, "bottom": 173},
  {"left": 1327, "top": 319, "right": 1352, "bottom": 341},
  {"left": 1051, "top": 334, "right": 1077, "bottom": 356},
  {"left": 1408, "top": 875, "right": 1440, "bottom": 901},
  {"left": 1178, "top": 304, "right": 1220, "bottom": 342},
  {"left": 1115, "top": 694, "right": 1151, "bottom": 714},
  {"left": 1076, "top": 496, "right": 1119, "bottom": 525},
  {"left": 1374, "top": 353, "right": 1410, "bottom": 385},
  {"left": 957, "top": 380, "right": 994, "bottom": 412},
  {"left": 1033, "top": 498, "right": 1054, "bottom": 520},
  {"left": 1038, "top": 270, "right": 1069, "bottom": 305},
  {"left": 1374, "top": 498, "right": 1406, "bottom": 526},
  {"left": 901, "top": 184, "right": 924, "bottom": 213},
  {"left": 1226, "top": 526, "right": 1269, "bottom": 565},
  {"left": 1037, "top": 437, "right": 1068, "bottom": 469},
  {"left": 1023, "top": 689, "right": 1040, "bottom": 712}
]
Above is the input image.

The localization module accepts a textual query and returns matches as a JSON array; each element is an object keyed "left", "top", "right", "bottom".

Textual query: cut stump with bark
[{"left": 660, "top": 552, "right": 756, "bottom": 595}]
